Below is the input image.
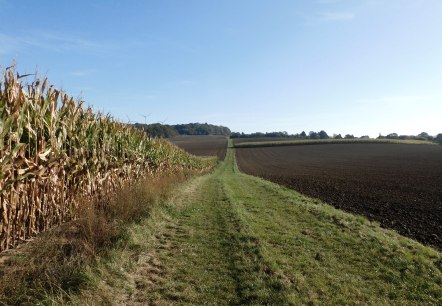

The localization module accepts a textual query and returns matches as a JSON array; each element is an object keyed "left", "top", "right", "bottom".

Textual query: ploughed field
[
  {"left": 169, "top": 135, "right": 228, "bottom": 160},
  {"left": 236, "top": 143, "right": 442, "bottom": 249}
]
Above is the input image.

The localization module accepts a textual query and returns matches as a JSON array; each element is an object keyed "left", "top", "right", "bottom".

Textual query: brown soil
[
  {"left": 236, "top": 143, "right": 442, "bottom": 250},
  {"left": 169, "top": 135, "right": 227, "bottom": 160}
]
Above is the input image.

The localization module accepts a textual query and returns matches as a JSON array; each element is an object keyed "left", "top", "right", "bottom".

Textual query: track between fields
[
  {"left": 113, "top": 149, "right": 289, "bottom": 305},
  {"left": 78, "top": 146, "right": 441, "bottom": 305}
]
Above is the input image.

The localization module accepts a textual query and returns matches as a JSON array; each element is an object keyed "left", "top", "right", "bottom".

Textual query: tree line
[
  {"left": 378, "top": 132, "right": 442, "bottom": 144},
  {"left": 133, "top": 122, "right": 231, "bottom": 138},
  {"left": 231, "top": 130, "right": 442, "bottom": 144},
  {"left": 133, "top": 122, "right": 442, "bottom": 144},
  {"left": 230, "top": 130, "right": 362, "bottom": 140}
]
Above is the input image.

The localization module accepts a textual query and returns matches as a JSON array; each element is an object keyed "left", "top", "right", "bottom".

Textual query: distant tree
[
  {"left": 231, "top": 130, "right": 297, "bottom": 138},
  {"left": 309, "top": 131, "right": 319, "bottom": 139},
  {"left": 135, "top": 122, "right": 230, "bottom": 138},
  {"left": 251, "top": 132, "right": 265, "bottom": 138},
  {"left": 344, "top": 134, "right": 355, "bottom": 139},
  {"left": 174, "top": 123, "right": 230, "bottom": 136},
  {"left": 318, "top": 130, "right": 329, "bottom": 139},
  {"left": 435, "top": 133, "right": 442, "bottom": 144},
  {"left": 386, "top": 133, "right": 398, "bottom": 139},
  {"left": 360, "top": 135, "right": 370, "bottom": 139},
  {"left": 264, "top": 131, "right": 290, "bottom": 138},
  {"left": 417, "top": 132, "right": 432, "bottom": 141},
  {"left": 300, "top": 131, "right": 307, "bottom": 138},
  {"left": 230, "top": 132, "right": 241, "bottom": 138},
  {"left": 134, "top": 123, "right": 177, "bottom": 138},
  {"left": 334, "top": 134, "right": 343, "bottom": 139}
]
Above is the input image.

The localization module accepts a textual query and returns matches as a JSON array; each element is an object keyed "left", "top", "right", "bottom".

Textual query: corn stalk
[{"left": 0, "top": 68, "right": 213, "bottom": 251}]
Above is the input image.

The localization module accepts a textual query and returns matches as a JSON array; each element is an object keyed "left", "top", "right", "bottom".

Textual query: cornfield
[{"left": 0, "top": 68, "right": 212, "bottom": 252}]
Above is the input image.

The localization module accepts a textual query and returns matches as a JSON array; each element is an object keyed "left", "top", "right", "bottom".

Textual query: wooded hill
[{"left": 133, "top": 123, "right": 231, "bottom": 138}]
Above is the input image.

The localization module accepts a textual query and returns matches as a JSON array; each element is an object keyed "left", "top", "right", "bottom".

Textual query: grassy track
[{"left": 73, "top": 146, "right": 441, "bottom": 305}]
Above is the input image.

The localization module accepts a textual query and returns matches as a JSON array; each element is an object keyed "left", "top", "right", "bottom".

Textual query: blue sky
[{"left": 1, "top": 0, "right": 441, "bottom": 137}]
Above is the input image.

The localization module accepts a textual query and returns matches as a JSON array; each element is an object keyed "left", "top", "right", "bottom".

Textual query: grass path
[
  {"left": 103, "top": 153, "right": 288, "bottom": 305},
  {"left": 76, "top": 146, "right": 441, "bottom": 305}
]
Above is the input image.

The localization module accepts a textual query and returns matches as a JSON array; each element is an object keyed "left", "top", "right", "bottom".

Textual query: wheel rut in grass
[
  {"left": 118, "top": 177, "right": 207, "bottom": 305},
  {"left": 122, "top": 152, "right": 289, "bottom": 305}
]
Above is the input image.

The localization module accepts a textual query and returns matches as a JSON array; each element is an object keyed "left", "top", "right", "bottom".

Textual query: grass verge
[
  {"left": 0, "top": 169, "right": 204, "bottom": 305},
  {"left": 227, "top": 148, "right": 442, "bottom": 304}
]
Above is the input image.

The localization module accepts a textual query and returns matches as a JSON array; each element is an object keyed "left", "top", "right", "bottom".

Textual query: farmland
[
  {"left": 0, "top": 69, "right": 214, "bottom": 252},
  {"left": 60, "top": 146, "right": 441, "bottom": 305},
  {"left": 2, "top": 1, "right": 442, "bottom": 303},
  {"left": 1, "top": 70, "right": 440, "bottom": 304},
  {"left": 169, "top": 135, "right": 228, "bottom": 160},
  {"left": 2, "top": 134, "right": 441, "bottom": 304},
  {"left": 236, "top": 143, "right": 442, "bottom": 249}
]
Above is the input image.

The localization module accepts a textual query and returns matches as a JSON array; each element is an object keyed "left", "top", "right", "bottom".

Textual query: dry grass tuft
[{"left": 0, "top": 171, "right": 191, "bottom": 305}]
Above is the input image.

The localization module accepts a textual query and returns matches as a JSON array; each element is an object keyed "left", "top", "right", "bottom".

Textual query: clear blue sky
[{"left": 1, "top": 0, "right": 441, "bottom": 137}]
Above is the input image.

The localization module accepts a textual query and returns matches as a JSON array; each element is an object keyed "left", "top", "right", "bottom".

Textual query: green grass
[
  {"left": 225, "top": 152, "right": 441, "bottom": 304},
  {"left": 67, "top": 143, "right": 441, "bottom": 305},
  {"left": 234, "top": 138, "right": 437, "bottom": 148}
]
